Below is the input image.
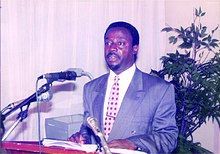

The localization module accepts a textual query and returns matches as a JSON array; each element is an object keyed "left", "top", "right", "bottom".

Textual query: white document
[
  {"left": 42, "top": 138, "right": 147, "bottom": 154},
  {"left": 42, "top": 138, "right": 97, "bottom": 153}
]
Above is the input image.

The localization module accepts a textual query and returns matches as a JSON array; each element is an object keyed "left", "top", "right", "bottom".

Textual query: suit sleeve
[
  {"left": 79, "top": 83, "right": 93, "bottom": 144},
  {"left": 127, "top": 84, "right": 178, "bottom": 154}
]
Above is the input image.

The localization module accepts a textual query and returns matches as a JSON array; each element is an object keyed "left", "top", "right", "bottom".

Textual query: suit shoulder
[
  {"left": 139, "top": 69, "right": 171, "bottom": 86},
  {"left": 84, "top": 73, "right": 108, "bottom": 88}
]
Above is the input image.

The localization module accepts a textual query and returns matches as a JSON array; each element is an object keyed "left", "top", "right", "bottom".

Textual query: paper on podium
[
  {"left": 42, "top": 138, "right": 97, "bottom": 153},
  {"left": 42, "top": 138, "right": 147, "bottom": 154},
  {"left": 110, "top": 148, "right": 147, "bottom": 154}
]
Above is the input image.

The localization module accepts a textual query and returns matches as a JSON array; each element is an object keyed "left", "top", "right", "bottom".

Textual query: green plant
[{"left": 151, "top": 7, "right": 220, "bottom": 153}]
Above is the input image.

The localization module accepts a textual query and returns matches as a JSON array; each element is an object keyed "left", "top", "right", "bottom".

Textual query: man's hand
[
  {"left": 108, "top": 139, "right": 137, "bottom": 150},
  {"left": 67, "top": 132, "right": 87, "bottom": 144}
]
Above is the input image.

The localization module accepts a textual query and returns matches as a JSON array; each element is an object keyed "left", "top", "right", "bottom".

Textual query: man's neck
[
  {"left": 110, "top": 64, "right": 136, "bottom": 76},
  {"left": 112, "top": 64, "right": 136, "bottom": 75}
]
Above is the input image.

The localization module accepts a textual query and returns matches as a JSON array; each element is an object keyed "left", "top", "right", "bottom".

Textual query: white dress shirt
[{"left": 103, "top": 64, "right": 136, "bottom": 124}]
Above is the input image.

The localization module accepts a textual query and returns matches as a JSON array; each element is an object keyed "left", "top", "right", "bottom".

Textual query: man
[{"left": 69, "top": 21, "right": 178, "bottom": 153}]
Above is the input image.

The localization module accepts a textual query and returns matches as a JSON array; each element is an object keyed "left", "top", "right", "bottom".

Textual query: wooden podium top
[{"left": 0, "top": 141, "right": 96, "bottom": 154}]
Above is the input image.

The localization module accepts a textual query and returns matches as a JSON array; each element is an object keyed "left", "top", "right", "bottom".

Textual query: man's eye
[
  {"left": 118, "top": 42, "right": 125, "bottom": 46},
  {"left": 105, "top": 42, "right": 112, "bottom": 46}
]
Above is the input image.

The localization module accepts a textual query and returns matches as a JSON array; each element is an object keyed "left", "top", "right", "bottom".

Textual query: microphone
[
  {"left": 38, "top": 71, "right": 77, "bottom": 81},
  {"left": 87, "top": 116, "right": 112, "bottom": 154},
  {"left": 38, "top": 68, "right": 86, "bottom": 81}
]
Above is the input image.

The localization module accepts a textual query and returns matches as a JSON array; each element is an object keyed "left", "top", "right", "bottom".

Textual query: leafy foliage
[
  {"left": 172, "top": 135, "right": 213, "bottom": 154},
  {"left": 151, "top": 7, "right": 220, "bottom": 153}
]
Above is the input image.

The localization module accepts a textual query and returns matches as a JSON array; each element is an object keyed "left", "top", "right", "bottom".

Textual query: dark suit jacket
[{"left": 80, "top": 68, "right": 178, "bottom": 153}]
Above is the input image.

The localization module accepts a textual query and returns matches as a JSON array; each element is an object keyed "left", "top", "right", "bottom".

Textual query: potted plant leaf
[{"left": 151, "top": 7, "right": 220, "bottom": 153}]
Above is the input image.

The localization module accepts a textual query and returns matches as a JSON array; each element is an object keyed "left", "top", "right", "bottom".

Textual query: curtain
[{"left": 1, "top": 0, "right": 166, "bottom": 141}]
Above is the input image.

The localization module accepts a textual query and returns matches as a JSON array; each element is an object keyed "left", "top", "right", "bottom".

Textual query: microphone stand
[
  {"left": 1, "top": 108, "right": 29, "bottom": 141},
  {"left": 1, "top": 82, "right": 51, "bottom": 141}
]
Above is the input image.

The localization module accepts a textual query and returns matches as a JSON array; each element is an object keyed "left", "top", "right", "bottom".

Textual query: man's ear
[{"left": 133, "top": 45, "right": 139, "bottom": 54}]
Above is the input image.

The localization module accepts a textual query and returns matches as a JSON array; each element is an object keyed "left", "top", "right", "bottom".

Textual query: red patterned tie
[{"left": 104, "top": 76, "right": 120, "bottom": 140}]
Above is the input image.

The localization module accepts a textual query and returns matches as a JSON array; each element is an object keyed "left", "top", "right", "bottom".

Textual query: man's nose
[{"left": 109, "top": 42, "right": 117, "bottom": 51}]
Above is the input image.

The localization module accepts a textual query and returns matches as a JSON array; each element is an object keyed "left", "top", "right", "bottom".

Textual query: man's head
[{"left": 104, "top": 21, "right": 139, "bottom": 74}]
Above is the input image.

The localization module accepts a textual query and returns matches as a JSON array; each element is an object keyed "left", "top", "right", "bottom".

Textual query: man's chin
[{"left": 108, "top": 64, "right": 120, "bottom": 71}]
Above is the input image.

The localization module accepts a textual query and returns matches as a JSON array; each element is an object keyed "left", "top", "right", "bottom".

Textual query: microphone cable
[
  {"left": 36, "top": 78, "right": 52, "bottom": 153},
  {"left": 66, "top": 68, "right": 94, "bottom": 80},
  {"left": 83, "top": 71, "right": 93, "bottom": 80},
  {"left": 36, "top": 77, "right": 42, "bottom": 153}
]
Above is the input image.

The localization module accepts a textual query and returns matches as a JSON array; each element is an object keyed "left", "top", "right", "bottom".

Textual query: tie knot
[{"left": 114, "top": 76, "right": 120, "bottom": 83}]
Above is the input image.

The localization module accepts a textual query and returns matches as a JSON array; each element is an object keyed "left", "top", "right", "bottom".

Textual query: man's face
[{"left": 104, "top": 27, "right": 138, "bottom": 74}]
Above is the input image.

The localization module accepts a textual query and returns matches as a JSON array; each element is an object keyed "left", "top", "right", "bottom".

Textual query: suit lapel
[{"left": 108, "top": 69, "right": 146, "bottom": 141}]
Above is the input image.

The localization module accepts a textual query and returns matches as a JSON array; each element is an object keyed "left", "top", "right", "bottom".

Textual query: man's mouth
[
  {"left": 107, "top": 53, "right": 120, "bottom": 62},
  {"left": 108, "top": 55, "right": 118, "bottom": 61}
]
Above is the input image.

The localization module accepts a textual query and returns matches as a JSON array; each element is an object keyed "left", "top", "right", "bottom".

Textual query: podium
[{"left": 0, "top": 141, "right": 96, "bottom": 153}]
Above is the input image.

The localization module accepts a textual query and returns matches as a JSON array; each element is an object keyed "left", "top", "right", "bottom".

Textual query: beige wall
[{"left": 165, "top": 0, "right": 220, "bottom": 153}]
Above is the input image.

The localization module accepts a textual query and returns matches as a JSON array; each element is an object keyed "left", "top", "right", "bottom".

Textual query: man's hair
[{"left": 104, "top": 21, "right": 139, "bottom": 46}]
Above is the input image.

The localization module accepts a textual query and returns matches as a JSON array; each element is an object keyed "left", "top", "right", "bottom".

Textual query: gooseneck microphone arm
[{"left": 1, "top": 83, "right": 51, "bottom": 121}]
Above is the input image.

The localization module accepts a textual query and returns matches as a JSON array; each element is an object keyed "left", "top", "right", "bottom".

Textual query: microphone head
[
  {"left": 43, "top": 71, "right": 77, "bottom": 82},
  {"left": 87, "top": 116, "right": 112, "bottom": 154},
  {"left": 38, "top": 68, "right": 86, "bottom": 82},
  {"left": 86, "top": 116, "right": 100, "bottom": 135}
]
